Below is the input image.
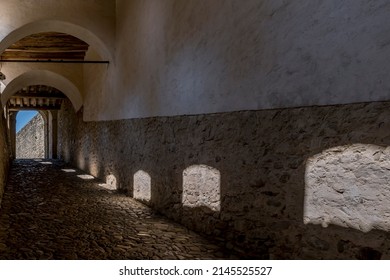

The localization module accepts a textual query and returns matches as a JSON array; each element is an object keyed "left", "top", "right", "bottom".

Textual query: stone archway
[
  {"left": 1, "top": 70, "right": 83, "bottom": 111},
  {"left": 0, "top": 20, "right": 112, "bottom": 62},
  {"left": 15, "top": 110, "right": 45, "bottom": 159}
]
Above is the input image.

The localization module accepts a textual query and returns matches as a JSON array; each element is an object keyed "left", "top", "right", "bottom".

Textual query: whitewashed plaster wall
[
  {"left": 92, "top": 0, "right": 390, "bottom": 121},
  {"left": 1, "top": 0, "right": 390, "bottom": 121},
  {"left": 0, "top": 0, "right": 115, "bottom": 54},
  {"left": 0, "top": 0, "right": 115, "bottom": 113},
  {"left": 1, "top": 63, "right": 84, "bottom": 93}
]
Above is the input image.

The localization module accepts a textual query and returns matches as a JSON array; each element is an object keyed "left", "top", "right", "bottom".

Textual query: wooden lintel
[
  {"left": 11, "top": 94, "right": 66, "bottom": 99},
  {"left": 8, "top": 105, "right": 62, "bottom": 111}
]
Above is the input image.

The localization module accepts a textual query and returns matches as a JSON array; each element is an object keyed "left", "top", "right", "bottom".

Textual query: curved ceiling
[
  {"left": 0, "top": 20, "right": 112, "bottom": 62},
  {"left": 7, "top": 85, "right": 66, "bottom": 111},
  {"left": 1, "top": 32, "right": 89, "bottom": 61},
  {"left": 2, "top": 70, "right": 83, "bottom": 111}
]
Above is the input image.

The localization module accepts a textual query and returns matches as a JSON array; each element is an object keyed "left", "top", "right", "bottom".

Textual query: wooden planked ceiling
[
  {"left": 1, "top": 32, "right": 89, "bottom": 60},
  {"left": 3, "top": 33, "right": 88, "bottom": 110},
  {"left": 7, "top": 85, "right": 67, "bottom": 111}
]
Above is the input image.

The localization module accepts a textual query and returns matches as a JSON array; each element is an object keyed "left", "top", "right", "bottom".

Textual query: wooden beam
[
  {"left": 5, "top": 48, "right": 88, "bottom": 53},
  {"left": 1, "top": 52, "right": 86, "bottom": 60},
  {"left": 12, "top": 93, "right": 66, "bottom": 99},
  {"left": 0, "top": 59, "right": 109, "bottom": 64},
  {"left": 8, "top": 105, "right": 62, "bottom": 111}
]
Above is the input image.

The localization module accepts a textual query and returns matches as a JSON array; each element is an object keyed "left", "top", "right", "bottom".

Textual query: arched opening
[
  {"left": 2, "top": 71, "right": 82, "bottom": 111},
  {"left": 6, "top": 85, "right": 67, "bottom": 159},
  {"left": 0, "top": 20, "right": 112, "bottom": 62},
  {"left": 0, "top": 24, "right": 112, "bottom": 124},
  {"left": 15, "top": 110, "right": 45, "bottom": 159}
]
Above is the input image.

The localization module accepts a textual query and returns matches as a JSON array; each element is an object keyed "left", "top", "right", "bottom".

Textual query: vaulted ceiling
[
  {"left": 1, "top": 32, "right": 89, "bottom": 61},
  {"left": 7, "top": 85, "right": 66, "bottom": 111},
  {"left": 2, "top": 32, "right": 89, "bottom": 111}
]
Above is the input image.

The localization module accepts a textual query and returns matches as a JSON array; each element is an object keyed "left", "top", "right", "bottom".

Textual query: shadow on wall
[
  {"left": 58, "top": 99, "right": 390, "bottom": 259},
  {"left": 132, "top": 165, "right": 223, "bottom": 237},
  {"left": 181, "top": 165, "right": 223, "bottom": 237},
  {"left": 133, "top": 165, "right": 220, "bottom": 209},
  {"left": 304, "top": 143, "right": 390, "bottom": 233}
]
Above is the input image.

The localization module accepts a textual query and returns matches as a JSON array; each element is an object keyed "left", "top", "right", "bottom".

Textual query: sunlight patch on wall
[
  {"left": 182, "top": 165, "right": 221, "bottom": 211},
  {"left": 99, "top": 174, "right": 117, "bottom": 190},
  {"left": 133, "top": 170, "right": 151, "bottom": 202},
  {"left": 77, "top": 150, "right": 86, "bottom": 170},
  {"left": 304, "top": 144, "right": 390, "bottom": 233},
  {"left": 89, "top": 162, "right": 99, "bottom": 178}
]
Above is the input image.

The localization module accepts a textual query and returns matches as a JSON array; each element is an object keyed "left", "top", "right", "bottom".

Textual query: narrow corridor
[{"left": 0, "top": 160, "right": 230, "bottom": 260}]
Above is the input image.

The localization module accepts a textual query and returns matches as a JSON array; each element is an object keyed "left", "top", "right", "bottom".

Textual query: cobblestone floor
[{"left": 0, "top": 159, "right": 232, "bottom": 260}]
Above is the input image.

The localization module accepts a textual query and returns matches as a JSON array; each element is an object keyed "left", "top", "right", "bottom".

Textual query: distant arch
[
  {"left": 15, "top": 110, "right": 46, "bottom": 159},
  {"left": 1, "top": 70, "right": 82, "bottom": 111},
  {"left": 0, "top": 20, "right": 112, "bottom": 62}
]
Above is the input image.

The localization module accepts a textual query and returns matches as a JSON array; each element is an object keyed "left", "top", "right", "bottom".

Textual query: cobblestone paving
[{"left": 0, "top": 159, "right": 232, "bottom": 260}]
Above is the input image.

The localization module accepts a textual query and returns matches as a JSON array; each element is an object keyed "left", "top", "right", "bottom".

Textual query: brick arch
[
  {"left": 1, "top": 70, "right": 82, "bottom": 111},
  {"left": 0, "top": 20, "right": 112, "bottom": 62}
]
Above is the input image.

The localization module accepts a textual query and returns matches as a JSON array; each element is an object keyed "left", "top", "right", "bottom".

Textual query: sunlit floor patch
[
  {"left": 0, "top": 159, "right": 229, "bottom": 260},
  {"left": 40, "top": 162, "right": 53, "bottom": 165},
  {"left": 62, "top": 169, "right": 76, "bottom": 173},
  {"left": 98, "top": 183, "right": 117, "bottom": 190},
  {"left": 77, "top": 174, "right": 95, "bottom": 180}
]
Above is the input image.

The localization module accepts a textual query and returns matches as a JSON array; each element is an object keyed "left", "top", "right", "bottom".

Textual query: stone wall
[
  {"left": 58, "top": 100, "right": 390, "bottom": 259},
  {"left": 16, "top": 114, "right": 45, "bottom": 159},
  {"left": 0, "top": 113, "right": 10, "bottom": 207},
  {"left": 305, "top": 143, "right": 390, "bottom": 233}
]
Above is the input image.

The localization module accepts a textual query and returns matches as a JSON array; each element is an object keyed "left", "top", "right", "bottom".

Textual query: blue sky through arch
[{"left": 16, "top": 111, "right": 38, "bottom": 132}]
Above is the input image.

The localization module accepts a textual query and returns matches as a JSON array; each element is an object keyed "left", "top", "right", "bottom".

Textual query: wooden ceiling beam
[
  {"left": 8, "top": 105, "right": 62, "bottom": 111},
  {"left": 12, "top": 93, "right": 66, "bottom": 99},
  {"left": 1, "top": 52, "right": 86, "bottom": 59},
  {"left": 1, "top": 32, "right": 89, "bottom": 61},
  {"left": 0, "top": 59, "right": 109, "bottom": 64},
  {"left": 4, "top": 49, "right": 88, "bottom": 52}
]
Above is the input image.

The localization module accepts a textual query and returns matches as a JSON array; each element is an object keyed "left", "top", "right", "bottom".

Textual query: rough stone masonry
[
  {"left": 16, "top": 113, "right": 45, "bottom": 159},
  {"left": 58, "top": 99, "right": 390, "bottom": 259},
  {"left": 0, "top": 113, "right": 9, "bottom": 207}
]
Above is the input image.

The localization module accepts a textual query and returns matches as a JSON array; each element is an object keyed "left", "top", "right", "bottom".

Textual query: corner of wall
[{"left": 0, "top": 112, "right": 11, "bottom": 208}]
